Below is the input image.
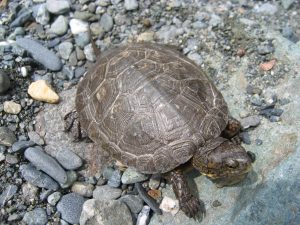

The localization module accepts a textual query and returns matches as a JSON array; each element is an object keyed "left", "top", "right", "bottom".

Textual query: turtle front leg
[
  {"left": 221, "top": 116, "right": 242, "bottom": 144},
  {"left": 64, "top": 110, "right": 87, "bottom": 141},
  {"left": 170, "top": 169, "right": 202, "bottom": 218}
]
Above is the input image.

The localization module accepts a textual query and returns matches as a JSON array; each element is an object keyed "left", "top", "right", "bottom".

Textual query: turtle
[{"left": 65, "top": 43, "right": 253, "bottom": 218}]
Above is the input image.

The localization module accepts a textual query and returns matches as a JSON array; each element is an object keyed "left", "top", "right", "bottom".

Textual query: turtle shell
[{"left": 76, "top": 43, "right": 228, "bottom": 174}]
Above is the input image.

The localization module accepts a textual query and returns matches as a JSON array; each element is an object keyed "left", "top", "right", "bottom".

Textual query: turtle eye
[{"left": 225, "top": 159, "right": 239, "bottom": 168}]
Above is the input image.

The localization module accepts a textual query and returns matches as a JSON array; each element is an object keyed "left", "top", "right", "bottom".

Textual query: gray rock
[
  {"left": 49, "top": 15, "right": 69, "bottom": 36},
  {"left": 0, "top": 127, "right": 16, "bottom": 147},
  {"left": 121, "top": 167, "right": 149, "bottom": 184},
  {"left": 187, "top": 52, "right": 203, "bottom": 65},
  {"left": 10, "top": 140, "right": 35, "bottom": 153},
  {"left": 58, "top": 42, "right": 73, "bottom": 60},
  {"left": 0, "top": 71, "right": 10, "bottom": 94},
  {"left": 281, "top": 0, "right": 295, "bottom": 10},
  {"left": 254, "top": 3, "right": 278, "bottom": 15},
  {"left": 47, "top": 191, "right": 62, "bottom": 206},
  {"left": 40, "top": 189, "right": 53, "bottom": 202},
  {"left": 75, "top": 67, "right": 86, "bottom": 78},
  {"left": 28, "top": 131, "right": 45, "bottom": 145},
  {"left": 120, "top": 195, "right": 144, "bottom": 214},
  {"left": 149, "top": 174, "right": 161, "bottom": 190},
  {"left": 240, "top": 131, "right": 251, "bottom": 144},
  {"left": 84, "top": 44, "right": 96, "bottom": 62},
  {"left": 93, "top": 185, "right": 122, "bottom": 200},
  {"left": 124, "top": 0, "right": 138, "bottom": 11},
  {"left": 16, "top": 38, "right": 62, "bottom": 71},
  {"left": 22, "top": 208, "right": 47, "bottom": 225},
  {"left": 22, "top": 182, "right": 39, "bottom": 203},
  {"left": 90, "top": 22, "right": 105, "bottom": 37},
  {"left": 102, "top": 166, "right": 115, "bottom": 180},
  {"left": 57, "top": 193, "right": 86, "bottom": 224},
  {"left": 10, "top": 9, "right": 32, "bottom": 28},
  {"left": 137, "top": 205, "right": 151, "bottom": 225},
  {"left": 46, "top": 0, "right": 70, "bottom": 14},
  {"left": 240, "top": 116, "right": 261, "bottom": 130},
  {"left": 100, "top": 14, "right": 114, "bottom": 32},
  {"left": 281, "top": 26, "right": 298, "bottom": 43},
  {"left": 60, "top": 170, "right": 78, "bottom": 188},
  {"left": 107, "top": 169, "right": 122, "bottom": 187},
  {"left": 20, "top": 164, "right": 59, "bottom": 190},
  {"left": 0, "top": 185, "right": 18, "bottom": 206},
  {"left": 258, "top": 44, "right": 275, "bottom": 55},
  {"left": 35, "top": 4, "right": 50, "bottom": 25},
  {"left": 80, "top": 199, "right": 133, "bottom": 225},
  {"left": 71, "top": 182, "right": 94, "bottom": 197},
  {"left": 250, "top": 94, "right": 263, "bottom": 106},
  {"left": 25, "top": 146, "right": 67, "bottom": 184},
  {"left": 62, "top": 66, "right": 74, "bottom": 80},
  {"left": 55, "top": 149, "right": 82, "bottom": 170},
  {"left": 5, "top": 154, "right": 19, "bottom": 164},
  {"left": 74, "top": 32, "right": 91, "bottom": 48}
]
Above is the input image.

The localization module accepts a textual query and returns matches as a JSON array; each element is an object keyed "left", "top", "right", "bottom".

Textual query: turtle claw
[{"left": 180, "top": 195, "right": 202, "bottom": 218}]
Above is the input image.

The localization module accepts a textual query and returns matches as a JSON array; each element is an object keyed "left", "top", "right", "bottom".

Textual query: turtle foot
[
  {"left": 180, "top": 195, "right": 202, "bottom": 218},
  {"left": 64, "top": 110, "right": 87, "bottom": 141}
]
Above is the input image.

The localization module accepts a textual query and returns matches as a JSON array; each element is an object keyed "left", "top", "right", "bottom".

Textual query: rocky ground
[{"left": 0, "top": 0, "right": 299, "bottom": 225}]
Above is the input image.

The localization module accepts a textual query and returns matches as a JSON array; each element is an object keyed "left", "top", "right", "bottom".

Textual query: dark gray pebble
[
  {"left": 20, "top": 164, "right": 59, "bottom": 190},
  {"left": 270, "top": 116, "right": 281, "bottom": 122},
  {"left": 10, "top": 140, "right": 35, "bottom": 153},
  {"left": 257, "top": 44, "right": 275, "bottom": 55},
  {"left": 10, "top": 9, "right": 32, "bottom": 28},
  {"left": 16, "top": 38, "right": 62, "bottom": 71},
  {"left": 240, "top": 132, "right": 251, "bottom": 145},
  {"left": 107, "top": 169, "right": 122, "bottom": 188},
  {"left": 255, "top": 139, "right": 263, "bottom": 146},
  {"left": 57, "top": 193, "right": 86, "bottom": 224},
  {"left": 0, "top": 184, "right": 18, "bottom": 206},
  {"left": 0, "top": 71, "right": 11, "bottom": 94},
  {"left": 120, "top": 194, "right": 144, "bottom": 214},
  {"left": 241, "top": 116, "right": 261, "bottom": 130},
  {"left": 25, "top": 146, "right": 67, "bottom": 184}
]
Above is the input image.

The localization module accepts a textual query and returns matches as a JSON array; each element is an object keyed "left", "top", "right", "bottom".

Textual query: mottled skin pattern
[{"left": 74, "top": 43, "right": 253, "bottom": 217}]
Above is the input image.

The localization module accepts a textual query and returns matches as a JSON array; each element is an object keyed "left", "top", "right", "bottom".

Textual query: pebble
[
  {"left": 74, "top": 32, "right": 91, "bottom": 48},
  {"left": 75, "top": 67, "right": 86, "bottom": 78},
  {"left": 240, "top": 132, "right": 251, "bottom": 145},
  {"left": 58, "top": 42, "right": 73, "bottom": 60},
  {"left": 149, "top": 174, "right": 161, "bottom": 190},
  {"left": 254, "top": 3, "right": 278, "bottom": 15},
  {"left": 57, "top": 193, "right": 86, "bottom": 224},
  {"left": 3, "top": 101, "right": 22, "bottom": 114},
  {"left": 7, "top": 213, "right": 22, "bottom": 222},
  {"left": 260, "top": 59, "right": 276, "bottom": 71},
  {"left": 250, "top": 94, "right": 263, "bottom": 106},
  {"left": 255, "top": 139, "right": 263, "bottom": 146},
  {"left": 120, "top": 194, "right": 144, "bottom": 214},
  {"left": 28, "top": 131, "right": 45, "bottom": 145},
  {"left": 137, "top": 32, "right": 155, "bottom": 42},
  {"left": 209, "top": 14, "right": 222, "bottom": 28},
  {"left": 83, "top": 44, "right": 96, "bottom": 62},
  {"left": 20, "top": 164, "right": 59, "bottom": 190},
  {"left": 55, "top": 149, "right": 82, "bottom": 170},
  {"left": 240, "top": 116, "right": 261, "bottom": 130},
  {"left": 260, "top": 108, "right": 284, "bottom": 118},
  {"left": 46, "top": 0, "right": 70, "bottom": 14},
  {"left": 102, "top": 166, "right": 115, "bottom": 180},
  {"left": 281, "top": 0, "right": 295, "bottom": 10},
  {"left": 159, "top": 196, "right": 180, "bottom": 215},
  {"left": 124, "top": 0, "right": 138, "bottom": 11},
  {"left": 257, "top": 44, "right": 275, "bottom": 55},
  {"left": 60, "top": 170, "right": 78, "bottom": 188},
  {"left": 136, "top": 206, "right": 151, "bottom": 225},
  {"left": 25, "top": 146, "right": 67, "bottom": 184},
  {"left": 121, "top": 167, "right": 149, "bottom": 184},
  {"left": 0, "top": 71, "right": 11, "bottom": 94},
  {"left": 16, "top": 38, "right": 62, "bottom": 71},
  {"left": 246, "top": 85, "right": 262, "bottom": 95},
  {"left": 187, "top": 52, "right": 203, "bottom": 65},
  {"left": 107, "top": 168, "right": 122, "bottom": 187},
  {"left": 22, "top": 208, "right": 48, "bottom": 225},
  {"left": 212, "top": 200, "right": 222, "bottom": 207},
  {"left": 269, "top": 116, "right": 281, "bottom": 122},
  {"left": 10, "top": 9, "right": 32, "bottom": 28},
  {"left": 71, "top": 182, "right": 94, "bottom": 197},
  {"left": 47, "top": 191, "right": 62, "bottom": 206},
  {"left": 93, "top": 185, "right": 122, "bottom": 200},
  {"left": 80, "top": 199, "right": 133, "bottom": 225},
  {"left": 148, "top": 189, "right": 161, "bottom": 200},
  {"left": 22, "top": 182, "right": 39, "bottom": 203},
  {"left": 100, "top": 14, "right": 114, "bottom": 32},
  {"left": 49, "top": 15, "right": 69, "bottom": 36},
  {"left": 35, "top": 4, "right": 50, "bottom": 25},
  {"left": 5, "top": 154, "right": 19, "bottom": 164},
  {"left": 90, "top": 23, "right": 105, "bottom": 37},
  {"left": 0, "top": 126, "right": 16, "bottom": 147},
  {"left": 0, "top": 184, "right": 18, "bottom": 206},
  {"left": 10, "top": 140, "right": 35, "bottom": 153},
  {"left": 69, "top": 19, "right": 90, "bottom": 35},
  {"left": 28, "top": 80, "right": 60, "bottom": 104},
  {"left": 0, "top": 152, "right": 5, "bottom": 162}
]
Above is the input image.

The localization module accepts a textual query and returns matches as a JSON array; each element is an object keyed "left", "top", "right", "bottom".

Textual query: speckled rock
[
  {"left": 57, "top": 193, "right": 86, "bottom": 224},
  {"left": 22, "top": 208, "right": 47, "bottom": 225},
  {"left": 3, "top": 101, "right": 21, "bottom": 114},
  {"left": 80, "top": 199, "right": 133, "bottom": 225}
]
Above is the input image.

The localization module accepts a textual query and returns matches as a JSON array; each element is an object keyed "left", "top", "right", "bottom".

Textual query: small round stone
[
  {"left": 124, "top": 0, "right": 138, "bottom": 11},
  {"left": 69, "top": 19, "right": 89, "bottom": 35},
  {"left": 46, "top": 0, "right": 70, "bottom": 14},
  {"left": 22, "top": 208, "right": 48, "bottom": 225},
  {"left": 58, "top": 42, "right": 73, "bottom": 60},
  {"left": 71, "top": 182, "right": 94, "bottom": 198},
  {"left": 47, "top": 191, "right": 62, "bottom": 206},
  {"left": 49, "top": 15, "right": 69, "bottom": 36},
  {"left": 28, "top": 80, "right": 60, "bottom": 104},
  {"left": 100, "top": 14, "right": 114, "bottom": 32},
  {"left": 212, "top": 200, "right": 222, "bottom": 207},
  {"left": 3, "top": 101, "right": 22, "bottom": 114}
]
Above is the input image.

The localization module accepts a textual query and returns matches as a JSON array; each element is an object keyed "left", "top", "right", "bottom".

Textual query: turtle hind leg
[
  {"left": 64, "top": 110, "right": 88, "bottom": 141},
  {"left": 169, "top": 169, "right": 204, "bottom": 218},
  {"left": 221, "top": 116, "right": 242, "bottom": 144}
]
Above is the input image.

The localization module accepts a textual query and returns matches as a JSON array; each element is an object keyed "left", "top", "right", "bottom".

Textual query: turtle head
[{"left": 192, "top": 139, "right": 253, "bottom": 187}]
